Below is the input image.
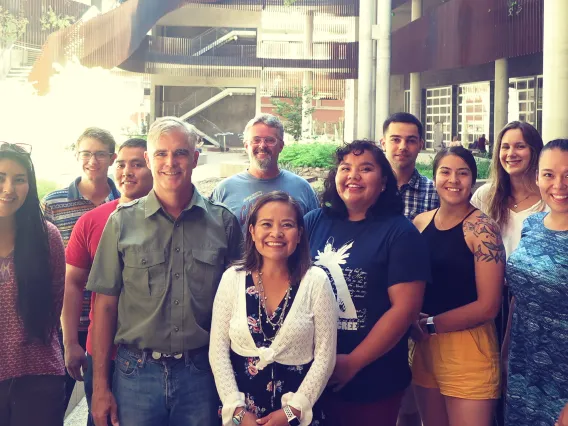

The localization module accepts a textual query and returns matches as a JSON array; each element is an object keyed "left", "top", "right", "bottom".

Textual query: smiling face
[
  {"left": 537, "top": 148, "right": 568, "bottom": 215},
  {"left": 244, "top": 123, "right": 284, "bottom": 172},
  {"left": 114, "top": 147, "right": 153, "bottom": 201},
  {"left": 145, "top": 130, "right": 198, "bottom": 195},
  {"left": 0, "top": 157, "right": 29, "bottom": 219},
  {"left": 335, "top": 150, "right": 385, "bottom": 218},
  {"left": 499, "top": 129, "right": 533, "bottom": 177},
  {"left": 381, "top": 122, "right": 424, "bottom": 171},
  {"left": 77, "top": 137, "right": 116, "bottom": 182},
  {"left": 434, "top": 154, "right": 474, "bottom": 206},
  {"left": 249, "top": 201, "right": 302, "bottom": 264}
]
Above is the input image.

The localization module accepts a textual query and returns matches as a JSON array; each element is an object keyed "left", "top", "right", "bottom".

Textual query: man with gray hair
[
  {"left": 211, "top": 113, "right": 319, "bottom": 228},
  {"left": 87, "top": 117, "right": 242, "bottom": 426}
]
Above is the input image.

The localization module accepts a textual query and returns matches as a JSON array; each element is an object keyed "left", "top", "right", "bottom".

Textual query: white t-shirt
[{"left": 471, "top": 183, "right": 548, "bottom": 259}]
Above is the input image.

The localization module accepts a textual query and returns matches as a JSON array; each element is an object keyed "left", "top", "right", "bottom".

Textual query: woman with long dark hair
[
  {"left": 412, "top": 147, "right": 505, "bottom": 426},
  {"left": 505, "top": 139, "right": 568, "bottom": 426},
  {"left": 304, "top": 140, "right": 430, "bottom": 426},
  {"left": 210, "top": 191, "right": 337, "bottom": 426},
  {"left": 0, "top": 142, "right": 66, "bottom": 425}
]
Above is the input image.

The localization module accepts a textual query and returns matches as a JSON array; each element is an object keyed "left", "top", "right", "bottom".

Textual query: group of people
[{"left": 0, "top": 110, "right": 567, "bottom": 426}]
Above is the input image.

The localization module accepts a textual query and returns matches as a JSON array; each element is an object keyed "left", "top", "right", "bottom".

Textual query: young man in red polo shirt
[{"left": 62, "top": 138, "right": 153, "bottom": 425}]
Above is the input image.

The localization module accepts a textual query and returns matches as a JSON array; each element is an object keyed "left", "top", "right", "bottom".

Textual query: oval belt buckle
[{"left": 151, "top": 351, "right": 161, "bottom": 360}]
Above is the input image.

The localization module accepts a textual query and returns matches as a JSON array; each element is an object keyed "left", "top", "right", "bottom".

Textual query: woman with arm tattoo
[{"left": 412, "top": 147, "right": 505, "bottom": 426}]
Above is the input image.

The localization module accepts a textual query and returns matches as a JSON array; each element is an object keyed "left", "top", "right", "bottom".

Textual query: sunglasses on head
[{"left": 0, "top": 142, "right": 33, "bottom": 155}]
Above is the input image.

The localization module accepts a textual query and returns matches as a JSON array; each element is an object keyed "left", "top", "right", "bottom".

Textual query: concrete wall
[
  {"left": 196, "top": 93, "right": 256, "bottom": 136},
  {"left": 157, "top": 6, "right": 261, "bottom": 28}
]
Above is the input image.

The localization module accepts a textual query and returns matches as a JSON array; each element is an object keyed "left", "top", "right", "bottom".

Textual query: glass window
[
  {"left": 457, "top": 82, "right": 490, "bottom": 146},
  {"left": 425, "top": 86, "right": 452, "bottom": 149}
]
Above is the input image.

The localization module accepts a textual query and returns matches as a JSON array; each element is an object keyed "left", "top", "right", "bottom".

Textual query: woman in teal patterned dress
[{"left": 505, "top": 139, "right": 568, "bottom": 426}]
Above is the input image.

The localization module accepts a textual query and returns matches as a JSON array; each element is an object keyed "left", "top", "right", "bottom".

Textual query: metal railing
[{"left": 151, "top": 27, "right": 256, "bottom": 58}]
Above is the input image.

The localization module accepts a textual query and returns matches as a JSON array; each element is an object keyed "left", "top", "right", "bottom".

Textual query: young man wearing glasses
[
  {"left": 41, "top": 127, "right": 119, "bottom": 411},
  {"left": 211, "top": 114, "right": 319, "bottom": 228}
]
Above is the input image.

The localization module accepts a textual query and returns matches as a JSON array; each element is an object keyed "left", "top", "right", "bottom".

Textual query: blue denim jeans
[
  {"left": 85, "top": 353, "right": 115, "bottom": 426},
  {"left": 112, "top": 346, "right": 219, "bottom": 426}
]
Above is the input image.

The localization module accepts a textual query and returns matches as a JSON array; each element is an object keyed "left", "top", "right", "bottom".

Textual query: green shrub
[
  {"left": 37, "top": 179, "right": 59, "bottom": 200},
  {"left": 279, "top": 143, "right": 337, "bottom": 169}
]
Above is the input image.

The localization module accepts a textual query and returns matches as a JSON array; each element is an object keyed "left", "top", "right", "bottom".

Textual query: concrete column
[
  {"left": 344, "top": 79, "right": 358, "bottom": 142},
  {"left": 494, "top": 58, "right": 509, "bottom": 139},
  {"left": 374, "top": 0, "right": 392, "bottom": 137},
  {"left": 390, "top": 75, "right": 405, "bottom": 114},
  {"left": 409, "top": 0, "right": 422, "bottom": 118},
  {"left": 543, "top": 0, "right": 568, "bottom": 142},
  {"left": 411, "top": 0, "right": 422, "bottom": 20},
  {"left": 255, "top": 84, "right": 262, "bottom": 116},
  {"left": 150, "top": 82, "right": 157, "bottom": 123},
  {"left": 357, "top": 0, "right": 374, "bottom": 139},
  {"left": 302, "top": 11, "right": 315, "bottom": 140}
]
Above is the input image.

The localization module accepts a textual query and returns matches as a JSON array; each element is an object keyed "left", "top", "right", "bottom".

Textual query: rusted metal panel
[{"left": 391, "top": 0, "right": 544, "bottom": 75}]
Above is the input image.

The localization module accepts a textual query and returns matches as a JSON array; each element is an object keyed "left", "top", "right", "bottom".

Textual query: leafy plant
[
  {"left": 40, "top": 6, "right": 75, "bottom": 32},
  {"left": 416, "top": 157, "right": 491, "bottom": 180},
  {"left": 507, "top": 0, "right": 522, "bottom": 16},
  {"left": 0, "top": 7, "right": 28, "bottom": 48},
  {"left": 271, "top": 87, "right": 315, "bottom": 141},
  {"left": 278, "top": 143, "right": 337, "bottom": 169},
  {"left": 37, "top": 179, "right": 59, "bottom": 200}
]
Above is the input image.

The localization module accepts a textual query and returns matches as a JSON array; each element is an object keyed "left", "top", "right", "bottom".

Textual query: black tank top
[{"left": 422, "top": 208, "right": 478, "bottom": 316}]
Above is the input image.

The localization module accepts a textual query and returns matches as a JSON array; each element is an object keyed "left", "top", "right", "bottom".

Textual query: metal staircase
[
  {"left": 179, "top": 88, "right": 255, "bottom": 121},
  {"left": 186, "top": 27, "right": 256, "bottom": 57}
]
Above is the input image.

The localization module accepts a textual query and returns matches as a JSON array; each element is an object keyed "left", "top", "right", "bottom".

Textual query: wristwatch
[
  {"left": 426, "top": 316, "right": 437, "bottom": 335},
  {"left": 283, "top": 405, "right": 300, "bottom": 426},
  {"left": 232, "top": 408, "right": 246, "bottom": 425}
]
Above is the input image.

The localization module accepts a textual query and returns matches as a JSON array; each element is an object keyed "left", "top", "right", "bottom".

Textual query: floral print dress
[{"left": 227, "top": 274, "right": 326, "bottom": 424}]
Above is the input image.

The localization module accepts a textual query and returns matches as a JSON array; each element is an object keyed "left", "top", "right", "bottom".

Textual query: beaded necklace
[{"left": 256, "top": 271, "right": 291, "bottom": 342}]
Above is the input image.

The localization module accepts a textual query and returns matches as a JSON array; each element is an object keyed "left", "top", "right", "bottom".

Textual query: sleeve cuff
[
  {"left": 281, "top": 392, "right": 312, "bottom": 426},
  {"left": 221, "top": 392, "right": 246, "bottom": 426}
]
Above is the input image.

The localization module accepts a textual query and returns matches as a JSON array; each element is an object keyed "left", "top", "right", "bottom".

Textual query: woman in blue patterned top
[{"left": 505, "top": 139, "right": 568, "bottom": 426}]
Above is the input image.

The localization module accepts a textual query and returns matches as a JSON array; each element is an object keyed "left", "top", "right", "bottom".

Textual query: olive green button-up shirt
[{"left": 86, "top": 188, "right": 242, "bottom": 354}]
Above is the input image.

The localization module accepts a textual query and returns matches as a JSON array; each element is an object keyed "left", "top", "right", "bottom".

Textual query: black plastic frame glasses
[{"left": 0, "top": 142, "right": 33, "bottom": 155}]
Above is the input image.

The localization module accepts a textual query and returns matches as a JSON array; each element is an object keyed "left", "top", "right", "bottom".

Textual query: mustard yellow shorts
[{"left": 412, "top": 322, "right": 500, "bottom": 400}]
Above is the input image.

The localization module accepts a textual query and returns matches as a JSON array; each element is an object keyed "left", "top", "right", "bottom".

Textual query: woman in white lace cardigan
[{"left": 210, "top": 191, "right": 338, "bottom": 426}]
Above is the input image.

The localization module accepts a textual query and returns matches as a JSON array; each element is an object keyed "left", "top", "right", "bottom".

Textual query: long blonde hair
[{"left": 487, "top": 121, "right": 543, "bottom": 227}]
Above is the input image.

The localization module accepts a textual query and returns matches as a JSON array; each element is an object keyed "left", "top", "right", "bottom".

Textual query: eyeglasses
[
  {"left": 77, "top": 151, "right": 112, "bottom": 161},
  {"left": 249, "top": 136, "right": 280, "bottom": 147},
  {"left": 0, "top": 142, "right": 32, "bottom": 155}
]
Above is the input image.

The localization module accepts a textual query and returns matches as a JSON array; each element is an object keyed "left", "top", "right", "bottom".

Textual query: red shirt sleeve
[{"left": 65, "top": 214, "right": 91, "bottom": 270}]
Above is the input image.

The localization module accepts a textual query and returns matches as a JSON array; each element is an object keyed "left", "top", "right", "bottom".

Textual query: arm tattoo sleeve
[{"left": 463, "top": 215, "right": 506, "bottom": 264}]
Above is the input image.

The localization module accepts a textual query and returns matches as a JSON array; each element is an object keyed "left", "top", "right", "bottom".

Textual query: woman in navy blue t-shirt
[{"left": 304, "top": 140, "right": 430, "bottom": 426}]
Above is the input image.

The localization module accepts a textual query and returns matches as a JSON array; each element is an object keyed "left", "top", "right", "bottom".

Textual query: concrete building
[{"left": 22, "top": 0, "right": 568, "bottom": 146}]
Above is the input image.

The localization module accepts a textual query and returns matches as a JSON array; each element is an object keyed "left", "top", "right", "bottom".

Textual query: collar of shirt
[
  {"left": 400, "top": 169, "right": 421, "bottom": 191},
  {"left": 144, "top": 187, "right": 207, "bottom": 219},
  {"left": 68, "top": 177, "right": 120, "bottom": 201}
]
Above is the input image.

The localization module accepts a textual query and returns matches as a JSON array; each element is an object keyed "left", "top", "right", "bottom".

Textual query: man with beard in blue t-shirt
[{"left": 211, "top": 114, "right": 319, "bottom": 230}]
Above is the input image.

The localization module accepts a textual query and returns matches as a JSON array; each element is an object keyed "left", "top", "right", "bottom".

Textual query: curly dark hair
[{"left": 321, "top": 140, "right": 403, "bottom": 219}]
